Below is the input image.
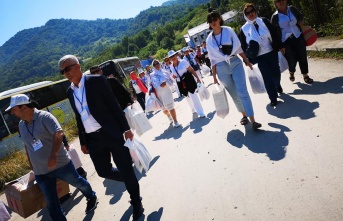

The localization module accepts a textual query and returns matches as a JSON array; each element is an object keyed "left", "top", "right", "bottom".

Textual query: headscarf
[{"left": 130, "top": 71, "right": 148, "bottom": 94}]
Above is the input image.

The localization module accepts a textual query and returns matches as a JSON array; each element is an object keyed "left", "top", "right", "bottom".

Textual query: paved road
[{"left": 2, "top": 57, "right": 343, "bottom": 221}]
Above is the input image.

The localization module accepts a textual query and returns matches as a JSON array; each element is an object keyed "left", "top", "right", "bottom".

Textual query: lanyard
[
  {"left": 25, "top": 121, "right": 36, "bottom": 140},
  {"left": 213, "top": 28, "right": 223, "bottom": 49},
  {"left": 173, "top": 61, "right": 182, "bottom": 78},
  {"left": 73, "top": 86, "right": 85, "bottom": 111}
]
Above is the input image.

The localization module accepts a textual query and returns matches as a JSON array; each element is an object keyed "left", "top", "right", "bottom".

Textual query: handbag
[
  {"left": 124, "top": 135, "right": 152, "bottom": 173},
  {"left": 67, "top": 147, "right": 83, "bottom": 169},
  {"left": 278, "top": 51, "right": 289, "bottom": 73},
  {"left": 301, "top": 25, "right": 317, "bottom": 46},
  {"left": 220, "top": 44, "right": 233, "bottom": 55},
  {"left": 174, "top": 67, "right": 197, "bottom": 96}
]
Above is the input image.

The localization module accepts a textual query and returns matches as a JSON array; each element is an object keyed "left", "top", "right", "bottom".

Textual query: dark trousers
[
  {"left": 136, "top": 92, "right": 146, "bottom": 111},
  {"left": 251, "top": 51, "right": 280, "bottom": 102},
  {"left": 86, "top": 129, "right": 141, "bottom": 204},
  {"left": 284, "top": 34, "right": 309, "bottom": 74}
]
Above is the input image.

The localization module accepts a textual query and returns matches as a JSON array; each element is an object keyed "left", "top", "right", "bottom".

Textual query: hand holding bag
[
  {"left": 245, "top": 64, "right": 267, "bottom": 94},
  {"left": 212, "top": 84, "right": 229, "bottom": 119},
  {"left": 198, "top": 84, "right": 210, "bottom": 101},
  {"left": 124, "top": 135, "right": 152, "bottom": 173}
]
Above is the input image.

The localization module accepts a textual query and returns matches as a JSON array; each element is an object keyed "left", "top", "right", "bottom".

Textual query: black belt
[{"left": 87, "top": 128, "right": 102, "bottom": 135}]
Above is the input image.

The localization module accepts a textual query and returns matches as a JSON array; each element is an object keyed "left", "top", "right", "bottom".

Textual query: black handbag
[
  {"left": 220, "top": 44, "right": 233, "bottom": 55},
  {"left": 174, "top": 68, "right": 197, "bottom": 96}
]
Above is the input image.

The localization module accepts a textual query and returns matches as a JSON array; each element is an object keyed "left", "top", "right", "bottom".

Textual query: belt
[{"left": 87, "top": 128, "right": 102, "bottom": 135}]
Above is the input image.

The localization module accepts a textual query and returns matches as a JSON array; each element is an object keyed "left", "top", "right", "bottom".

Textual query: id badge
[
  {"left": 176, "top": 77, "right": 181, "bottom": 82},
  {"left": 32, "top": 139, "right": 43, "bottom": 151},
  {"left": 80, "top": 109, "right": 89, "bottom": 121}
]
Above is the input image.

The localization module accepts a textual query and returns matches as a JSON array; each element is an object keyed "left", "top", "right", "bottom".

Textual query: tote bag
[
  {"left": 212, "top": 84, "right": 229, "bottom": 119},
  {"left": 301, "top": 25, "right": 317, "bottom": 46}
]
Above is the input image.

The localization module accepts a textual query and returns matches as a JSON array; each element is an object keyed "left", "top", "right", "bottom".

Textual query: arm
[
  {"left": 212, "top": 64, "right": 219, "bottom": 85},
  {"left": 24, "top": 145, "right": 33, "bottom": 170},
  {"left": 238, "top": 52, "right": 253, "bottom": 70},
  {"left": 263, "top": 17, "right": 282, "bottom": 51},
  {"left": 238, "top": 28, "right": 248, "bottom": 52},
  {"left": 48, "top": 130, "right": 64, "bottom": 170}
]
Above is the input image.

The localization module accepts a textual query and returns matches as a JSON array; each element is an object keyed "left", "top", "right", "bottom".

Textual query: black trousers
[
  {"left": 284, "top": 34, "right": 309, "bottom": 74},
  {"left": 136, "top": 92, "right": 146, "bottom": 111},
  {"left": 251, "top": 51, "right": 280, "bottom": 102},
  {"left": 86, "top": 129, "right": 141, "bottom": 204}
]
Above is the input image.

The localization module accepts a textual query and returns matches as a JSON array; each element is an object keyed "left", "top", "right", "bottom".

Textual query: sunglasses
[
  {"left": 153, "top": 63, "right": 160, "bottom": 66},
  {"left": 245, "top": 9, "right": 256, "bottom": 16},
  {"left": 207, "top": 17, "right": 218, "bottom": 23},
  {"left": 275, "top": 0, "right": 285, "bottom": 2},
  {"left": 60, "top": 64, "right": 77, "bottom": 75}
]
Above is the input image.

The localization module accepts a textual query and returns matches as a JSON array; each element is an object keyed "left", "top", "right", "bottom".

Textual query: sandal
[
  {"left": 304, "top": 76, "right": 313, "bottom": 84},
  {"left": 289, "top": 72, "right": 295, "bottom": 82},
  {"left": 252, "top": 122, "right": 262, "bottom": 130},
  {"left": 240, "top": 116, "right": 249, "bottom": 125}
]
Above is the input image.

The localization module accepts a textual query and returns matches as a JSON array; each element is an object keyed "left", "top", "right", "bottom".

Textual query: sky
[{"left": 0, "top": 0, "right": 168, "bottom": 46}]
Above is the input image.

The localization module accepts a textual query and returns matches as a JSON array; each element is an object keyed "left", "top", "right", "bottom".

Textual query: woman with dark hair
[
  {"left": 150, "top": 59, "right": 180, "bottom": 127},
  {"left": 238, "top": 3, "right": 282, "bottom": 106},
  {"left": 271, "top": 0, "right": 314, "bottom": 84},
  {"left": 206, "top": 8, "right": 262, "bottom": 130}
]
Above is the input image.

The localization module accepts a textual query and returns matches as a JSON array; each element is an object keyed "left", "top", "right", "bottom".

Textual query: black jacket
[{"left": 67, "top": 75, "right": 130, "bottom": 146}]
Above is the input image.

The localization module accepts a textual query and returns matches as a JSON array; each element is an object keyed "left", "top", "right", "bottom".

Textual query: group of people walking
[{"left": 5, "top": 1, "right": 314, "bottom": 220}]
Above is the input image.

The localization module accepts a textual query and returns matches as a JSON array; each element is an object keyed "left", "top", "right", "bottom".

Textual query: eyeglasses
[
  {"left": 275, "top": 0, "right": 285, "bottom": 2},
  {"left": 153, "top": 63, "right": 160, "bottom": 66},
  {"left": 207, "top": 17, "right": 218, "bottom": 23},
  {"left": 60, "top": 64, "right": 77, "bottom": 75},
  {"left": 244, "top": 9, "right": 256, "bottom": 16}
]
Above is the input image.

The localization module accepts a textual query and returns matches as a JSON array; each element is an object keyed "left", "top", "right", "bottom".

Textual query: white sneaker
[
  {"left": 167, "top": 115, "right": 173, "bottom": 123},
  {"left": 174, "top": 122, "right": 180, "bottom": 128}
]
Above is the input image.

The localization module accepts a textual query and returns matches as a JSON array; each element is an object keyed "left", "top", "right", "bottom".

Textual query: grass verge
[{"left": 308, "top": 50, "right": 343, "bottom": 60}]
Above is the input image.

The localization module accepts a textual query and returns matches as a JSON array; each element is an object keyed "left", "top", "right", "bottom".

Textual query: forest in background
[{"left": 0, "top": 0, "right": 342, "bottom": 92}]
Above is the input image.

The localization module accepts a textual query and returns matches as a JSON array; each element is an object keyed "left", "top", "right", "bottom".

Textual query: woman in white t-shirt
[
  {"left": 168, "top": 50, "right": 206, "bottom": 118},
  {"left": 206, "top": 8, "right": 261, "bottom": 130}
]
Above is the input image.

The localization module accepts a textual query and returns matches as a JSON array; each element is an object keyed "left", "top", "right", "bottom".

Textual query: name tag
[
  {"left": 176, "top": 77, "right": 181, "bottom": 82},
  {"left": 32, "top": 139, "right": 43, "bottom": 151}
]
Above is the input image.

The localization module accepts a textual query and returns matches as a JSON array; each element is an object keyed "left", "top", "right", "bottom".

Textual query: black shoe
[
  {"left": 132, "top": 202, "right": 144, "bottom": 220},
  {"left": 277, "top": 86, "right": 283, "bottom": 94},
  {"left": 270, "top": 100, "right": 278, "bottom": 106},
  {"left": 85, "top": 195, "right": 98, "bottom": 214}
]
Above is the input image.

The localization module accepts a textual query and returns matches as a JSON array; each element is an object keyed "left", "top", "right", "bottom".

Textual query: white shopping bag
[
  {"left": 278, "top": 51, "right": 289, "bottom": 73},
  {"left": 246, "top": 64, "right": 267, "bottom": 94},
  {"left": 212, "top": 84, "right": 229, "bottom": 119},
  {"left": 198, "top": 84, "right": 210, "bottom": 101},
  {"left": 67, "top": 146, "right": 82, "bottom": 169},
  {"left": 0, "top": 201, "right": 11, "bottom": 221},
  {"left": 131, "top": 112, "right": 152, "bottom": 136},
  {"left": 200, "top": 64, "right": 211, "bottom": 76},
  {"left": 124, "top": 135, "right": 152, "bottom": 173},
  {"left": 145, "top": 93, "right": 162, "bottom": 113},
  {"left": 123, "top": 102, "right": 144, "bottom": 130},
  {"left": 17, "top": 171, "right": 35, "bottom": 190}
]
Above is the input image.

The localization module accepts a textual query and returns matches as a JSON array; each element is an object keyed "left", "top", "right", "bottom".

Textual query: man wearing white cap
[{"left": 6, "top": 94, "right": 98, "bottom": 221}]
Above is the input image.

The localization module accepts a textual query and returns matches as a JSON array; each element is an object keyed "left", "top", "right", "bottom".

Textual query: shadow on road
[
  {"left": 291, "top": 76, "right": 343, "bottom": 95},
  {"left": 189, "top": 111, "right": 215, "bottom": 134},
  {"left": 226, "top": 123, "right": 290, "bottom": 161},
  {"left": 267, "top": 93, "right": 319, "bottom": 120},
  {"left": 154, "top": 124, "right": 190, "bottom": 141}
]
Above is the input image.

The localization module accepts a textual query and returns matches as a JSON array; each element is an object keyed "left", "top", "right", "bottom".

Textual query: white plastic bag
[
  {"left": 200, "top": 64, "right": 211, "bottom": 76},
  {"left": 67, "top": 146, "right": 82, "bottom": 169},
  {"left": 212, "top": 84, "right": 229, "bottom": 119},
  {"left": 278, "top": 51, "right": 288, "bottom": 73},
  {"left": 124, "top": 136, "right": 152, "bottom": 173},
  {"left": 131, "top": 112, "right": 152, "bottom": 136},
  {"left": 145, "top": 93, "right": 162, "bottom": 113},
  {"left": 17, "top": 171, "right": 35, "bottom": 190},
  {"left": 124, "top": 103, "right": 152, "bottom": 136},
  {"left": 246, "top": 64, "right": 267, "bottom": 94},
  {"left": 0, "top": 201, "right": 11, "bottom": 221},
  {"left": 198, "top": 84, "right": 210, "bottom": 101}
]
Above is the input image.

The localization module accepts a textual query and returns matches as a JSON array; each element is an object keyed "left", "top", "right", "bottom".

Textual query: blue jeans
[
  {"left": 216, "top": 56, "right": 254, "bottom": 117},
  {"left": 35, "top": 160, "right": 95, "bottom": 221}
]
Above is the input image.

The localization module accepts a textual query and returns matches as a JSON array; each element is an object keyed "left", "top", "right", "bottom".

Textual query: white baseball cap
[
  {"left": 5, "top": 94, "right": 31, "bottom": 111},
  {"left": 167, "top": 50, "right": 178, "bottom": 58}
]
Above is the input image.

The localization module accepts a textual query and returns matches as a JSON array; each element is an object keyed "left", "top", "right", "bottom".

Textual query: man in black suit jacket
[{"left": 59, "top": 55, "right": 143, "bottom": 220}]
